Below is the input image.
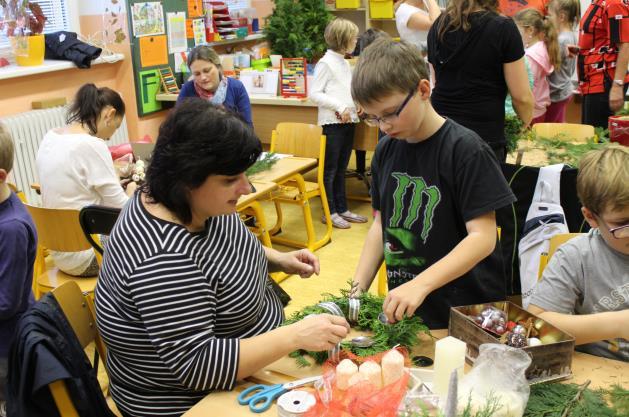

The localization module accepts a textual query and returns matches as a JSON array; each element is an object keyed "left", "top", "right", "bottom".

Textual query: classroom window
[{"left": 0, "top": 0, "right": 75, "bottom": 50}]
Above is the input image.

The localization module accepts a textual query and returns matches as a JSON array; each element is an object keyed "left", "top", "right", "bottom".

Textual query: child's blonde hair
[
  {"left": 0, "top": 123, "right": 14, "bottom": 174},
  {"left": 577, "top": 143, "right": 629, "bottom": 214},
  {"left": 514, "top": 8, "right": 561, "bottom": 68},
  {"left": 324, "top": 18, "right": 359, "bottom": 53},
  {"left": 549, "top": 0, "right": 580, "bottom": 27},
  {"left": 351, "top": 38, "right": 429, "bottom": 106}
]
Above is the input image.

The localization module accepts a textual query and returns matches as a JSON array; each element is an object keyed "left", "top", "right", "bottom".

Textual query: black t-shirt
[
  {"left": 371, "top": 120, "right": 516, "bottom": 328},
  {"left": 427, "top": 12, "right": 524, "bottom": 147}
]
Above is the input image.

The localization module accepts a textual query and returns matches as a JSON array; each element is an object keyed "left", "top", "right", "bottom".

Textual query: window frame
[{"left": 0, "top": 0, "right": 79, "bottom": 51}]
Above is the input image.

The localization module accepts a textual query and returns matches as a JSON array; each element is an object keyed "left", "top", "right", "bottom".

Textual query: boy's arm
[
  {"left": 352, "top": 211, "right": 384, "bottom": 295},
  {"left": 0, "top": 222, "right": 32, "bottom": 319},
  {"left": 528, "top": 305, "right": 629, "bottom": 345},
  {"left": 383, "top": 211, "right": 497, "bottom": 322}
]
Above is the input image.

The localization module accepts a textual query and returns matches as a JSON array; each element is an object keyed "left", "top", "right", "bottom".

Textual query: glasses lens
[{"left": 613, "top": 225, "right": 629, "bottom": 239}]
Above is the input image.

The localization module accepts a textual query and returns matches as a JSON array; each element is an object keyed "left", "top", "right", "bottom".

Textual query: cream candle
[{"left": 433, "top": 336, "right": 467, "bottom": 396}]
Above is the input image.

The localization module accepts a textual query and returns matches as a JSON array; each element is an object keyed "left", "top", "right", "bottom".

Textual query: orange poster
[
  {"left": 186, "top": 19, "right": 195, "bottom": 39},
  {"left": 139, "top": 35, "right": 168, "bottom": 68},
  {"left": 188, "top": 0, "right": 203, "bottom": 17}
]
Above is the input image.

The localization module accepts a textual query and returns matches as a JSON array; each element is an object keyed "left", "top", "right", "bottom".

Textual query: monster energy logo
[{"left": 389, "top": 173, "right": 441, "bottom": 242}]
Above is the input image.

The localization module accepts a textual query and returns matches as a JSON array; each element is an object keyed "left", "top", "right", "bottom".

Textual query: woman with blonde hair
[
  {"left": 427, "top": 0, "right": 534, "bottom": 161},
  {"left": 514, "top": 8, "right": 561, "bottom": 125}
]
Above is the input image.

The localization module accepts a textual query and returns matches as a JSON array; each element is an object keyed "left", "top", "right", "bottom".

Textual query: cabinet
[{"left": 326, "top": 0, "right": 399, "bottom": 38}]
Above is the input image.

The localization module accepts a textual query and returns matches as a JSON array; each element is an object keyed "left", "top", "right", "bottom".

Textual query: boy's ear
[
  {"left": 0, "top": 168, "right": 7, "bottom": 183},
  {"left": 418, "top": 79, "right": 431, "bottom": 99},
  {"left": 581, "top": 206, "right": 599, "bottom": 229}
]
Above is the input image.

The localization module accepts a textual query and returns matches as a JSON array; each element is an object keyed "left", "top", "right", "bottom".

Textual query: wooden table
[
  {"left": 249, "top": 156, "right": 317, "bottom": 184},
  {"left": 182, "top": 329, "right": 629, "bottom": 416}
]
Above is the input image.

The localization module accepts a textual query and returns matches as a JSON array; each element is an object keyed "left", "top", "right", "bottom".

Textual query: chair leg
[
  {"left": 377, "top": 263, "right": 388, "bottom": 296},
  {"left": 269, "top": 200, "right": 284, "bottom": 236}
]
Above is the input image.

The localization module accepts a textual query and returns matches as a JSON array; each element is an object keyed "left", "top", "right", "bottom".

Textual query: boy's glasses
[
  {"left": 595, "top": 214, "right": 629, "bottom": 239},
  {"left": 360, "top": 86, "right": 417, "bottom": 127}
]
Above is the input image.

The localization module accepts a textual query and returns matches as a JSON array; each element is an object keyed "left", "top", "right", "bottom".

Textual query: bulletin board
[{"left": 127, "top": 1, "right": 203, "bottom": 116}]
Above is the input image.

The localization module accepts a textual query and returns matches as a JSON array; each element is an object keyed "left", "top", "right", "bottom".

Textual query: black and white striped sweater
[{"left": 95, "top": 194, "right": 283, "bottom": 417}]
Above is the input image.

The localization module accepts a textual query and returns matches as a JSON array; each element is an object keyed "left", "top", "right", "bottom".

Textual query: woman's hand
[
  {"left": 291, "top": 314, "right": 350, "bottom": 351},
  {"left": 277, "top": 249, "right": 320, "bottom": 277}
]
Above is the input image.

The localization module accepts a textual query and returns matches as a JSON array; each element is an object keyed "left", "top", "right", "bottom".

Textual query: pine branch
[{"left": 560, "top": 380, "right": 591, "bottom": 417}]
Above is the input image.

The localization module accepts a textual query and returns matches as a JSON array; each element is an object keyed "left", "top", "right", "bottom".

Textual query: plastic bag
[
  {"left": 457, "top": 344, "right": 531, "bottom": 417},
  {"left": 113, "top": 153, "right": 134, "bottom": 179},
  {"left": 305, "top": 348, "right": 410, "bottom": 417}
]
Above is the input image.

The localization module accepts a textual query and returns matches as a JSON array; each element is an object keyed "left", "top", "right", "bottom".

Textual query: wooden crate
[{"left": 449, "top": 301, "right": 575, "bottom": 384}]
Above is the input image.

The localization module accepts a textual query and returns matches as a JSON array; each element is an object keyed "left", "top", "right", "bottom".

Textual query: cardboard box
[{"left": 449, "top": 301, "right": 575, "bottom": 383}]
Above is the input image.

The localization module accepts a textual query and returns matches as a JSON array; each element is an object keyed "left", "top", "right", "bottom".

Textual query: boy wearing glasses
[
  {"left": 529, "top": 144, "right": 629, "bottom": 361},
  {"left": 350, "top": 38, "right": 516, "bottom": 329}
]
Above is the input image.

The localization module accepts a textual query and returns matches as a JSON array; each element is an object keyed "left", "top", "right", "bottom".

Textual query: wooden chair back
[
  {"left": 25, "top": 205, "right": 93, "bottom": 253},
  {"left": 49, "top": 281, "right": 110, "bottom": 417},
  {"left": 548, "top": 233, "right": 583, "bottom": 259},
  {"left": 532, "top": 123, "right": 596, "bottom": 143},
  {"left": 271, "top": 123, "right": 324, "bottom": 159},
  {"left": 8, "top": 182, "right": 27, "bottom": 202}
]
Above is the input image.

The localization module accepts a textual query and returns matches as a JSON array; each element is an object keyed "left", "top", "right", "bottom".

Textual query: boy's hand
[{"left": 382, "top": 278, "right": 431, "bottom": 322}]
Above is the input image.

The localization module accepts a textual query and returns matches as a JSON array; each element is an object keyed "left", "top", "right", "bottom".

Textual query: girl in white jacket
[{"left": 310, "top": 18, "right": 367, "bottom": 229}]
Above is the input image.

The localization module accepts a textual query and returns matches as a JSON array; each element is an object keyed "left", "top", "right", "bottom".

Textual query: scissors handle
[{"left": 237, "top": 384, "right": 286, "bottom": 413}]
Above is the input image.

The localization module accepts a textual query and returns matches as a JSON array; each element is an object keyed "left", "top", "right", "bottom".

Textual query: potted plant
[
  {"left": 0, "top": 0, "right": 47, "bottom": 66},
  {"left": 264, "top": 0, "right": 331, "bottom": 64}
]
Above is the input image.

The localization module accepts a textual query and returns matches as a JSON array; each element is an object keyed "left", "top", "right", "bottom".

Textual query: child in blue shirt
[{"left": 0, "top": 123, "right": 37, "bottom": 408}]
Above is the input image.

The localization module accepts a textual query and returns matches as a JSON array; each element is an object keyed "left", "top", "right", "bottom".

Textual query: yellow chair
[
  {"left": 537, "top": 233, "right": 584, "bottom": 279},
  {"left": 532, "top": 123, "right": 596, "bottom": 143},
  {"left": 377, "top": 262, "right": 387, "bottom": 296},
  {"left": 268, "top": 123, "right": 333, "bottom": 251},
  {"left": 49, "top": 281, "right": 117, "bottom": 416},
  {"left": 25, "top": 204, "right": 100, "bottom": 298},
  {"left": 7, "top": 182, "right": 27, "bottom": 203}
]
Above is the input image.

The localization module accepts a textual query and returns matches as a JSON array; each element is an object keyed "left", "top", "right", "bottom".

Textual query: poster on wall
[
  {"left": 138, "top": 69, "right": 164, "bottom": 114},
  {"left": 174, "top": 51, "right": 190, "bottom": 73},
  {"left": 167, "top": 12, "right": 188, "bottom": 53},
  {"left": 139, "top": 35, "right": 169, "bottom": 67},
  {"left": 131, "top": 2, "right": 165, "bottom": 37},
  {"left": 192, "top": 18, "right": 206, "bottom": 45}
]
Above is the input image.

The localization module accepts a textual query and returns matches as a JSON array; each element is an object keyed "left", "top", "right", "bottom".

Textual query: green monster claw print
[{"left": 384, "top": 173, "right": 441, "bottom": 268}]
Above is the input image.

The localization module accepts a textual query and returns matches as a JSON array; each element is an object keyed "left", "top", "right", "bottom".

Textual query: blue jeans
[{"left": 323, "top": 123, "right": 355, "bottom": 214}]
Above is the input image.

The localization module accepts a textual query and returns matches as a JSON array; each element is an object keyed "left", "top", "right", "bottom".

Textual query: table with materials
[{"left": 182, "top": 329, "right": 628, "bottom": 416}]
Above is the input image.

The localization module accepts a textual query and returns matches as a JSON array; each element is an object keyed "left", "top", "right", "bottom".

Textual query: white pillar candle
[{"left": 433, "top": 336, "right": 467, "bottom": 396}]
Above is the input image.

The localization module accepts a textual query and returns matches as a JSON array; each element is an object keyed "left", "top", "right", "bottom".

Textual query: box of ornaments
[{"left": 448, "top": 301, "right": 575, "bottom": 383}]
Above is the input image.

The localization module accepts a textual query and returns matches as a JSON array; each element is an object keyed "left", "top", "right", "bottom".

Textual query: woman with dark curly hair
[{"left": 95, "top": 99, "right": 349, "bottom": 417}]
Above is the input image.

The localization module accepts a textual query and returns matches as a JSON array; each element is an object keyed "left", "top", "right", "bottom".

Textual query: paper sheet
[
  {"left": 139, "top": 35, "right": 168, "bottom": 67},
  {"left": 167, "top": 12, "right": 188, "bottom": 53},
  {"left": 188, "top": 0, "right": 203, "bottom": 18},
  {"left": 192, "top": 18, "right": 206, "bottom": 46},
  {"left": 131, "top": 2, "right": 165, "bottom": 37},
  {"left": 138, "top": 69, "right": 163, "bottom": 114}
]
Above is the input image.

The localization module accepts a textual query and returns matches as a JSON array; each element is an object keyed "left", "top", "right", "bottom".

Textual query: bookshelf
[{"left": 327, "top": 1, "right": 399, "bottom": 38}]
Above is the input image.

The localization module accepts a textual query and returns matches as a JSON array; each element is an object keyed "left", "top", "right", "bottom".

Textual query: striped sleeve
[{"left": 128, "top": 253, "right": 240, "bottom": 391}]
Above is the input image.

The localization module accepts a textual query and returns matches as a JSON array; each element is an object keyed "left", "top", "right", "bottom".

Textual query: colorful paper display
[{"left": 139, "top": 35, "right": 168, "bottom": 67}]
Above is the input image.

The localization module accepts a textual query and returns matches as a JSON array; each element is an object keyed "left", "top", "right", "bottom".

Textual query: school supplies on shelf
[{"left": 280, "top": 58, "right": 307, "bottom": 98}]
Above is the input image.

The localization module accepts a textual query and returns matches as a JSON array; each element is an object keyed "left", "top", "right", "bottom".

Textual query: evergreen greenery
[
  {"left": 245, "top": 152, "right": 279, "bottom": 176},
  {"left": 264, "top": 0, "right": 332, "bottom": 63},
  {"left": 504, "top": 115, "right": 524, "bottom": 154},
  {"left": 284, "top": 284, "right": 431, "bottom": 367}
]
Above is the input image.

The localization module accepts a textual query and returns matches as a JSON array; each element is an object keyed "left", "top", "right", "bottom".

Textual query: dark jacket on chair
[
  {"left": 6, "top": 293, "right": 114, "bottom": 417},
  {"left": 44, "top": 31, "right": 102, "bottom": 69}
]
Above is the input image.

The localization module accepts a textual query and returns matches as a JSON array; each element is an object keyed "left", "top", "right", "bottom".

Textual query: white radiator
[{"left": 0, "top": 105, "right": 129, "bottom": 204}]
